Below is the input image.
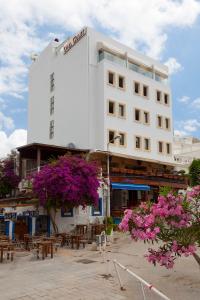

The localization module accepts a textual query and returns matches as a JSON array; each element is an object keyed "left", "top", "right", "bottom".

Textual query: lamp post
[{"left": 106, "top": 135, "right": 121, "bottom": 219}]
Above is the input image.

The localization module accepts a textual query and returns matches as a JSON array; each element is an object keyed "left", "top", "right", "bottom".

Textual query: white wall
[{"left": 28, "top": 26, "right": 173, "bottom": 164}]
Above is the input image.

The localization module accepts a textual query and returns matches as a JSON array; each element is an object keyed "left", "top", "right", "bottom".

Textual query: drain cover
[{"left": 76, "top": 259, "right": 96, "bottom": 264}]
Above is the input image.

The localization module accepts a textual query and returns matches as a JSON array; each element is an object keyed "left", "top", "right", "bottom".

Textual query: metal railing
[{"left": 113, "top": 259, "right": 171, "bottom": 300}]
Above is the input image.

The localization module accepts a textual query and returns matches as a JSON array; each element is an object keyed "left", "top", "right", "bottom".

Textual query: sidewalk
[{"left": 0, "top": 233, "right": 199, "bottom": 299}]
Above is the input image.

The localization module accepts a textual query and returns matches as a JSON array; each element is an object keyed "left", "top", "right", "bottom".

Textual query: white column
[
  {"left": 9, "top": 221, "right": 13, "bottom": 240},
  {"left": 32, "top": 217, "right": 36, "bottom": 235}
]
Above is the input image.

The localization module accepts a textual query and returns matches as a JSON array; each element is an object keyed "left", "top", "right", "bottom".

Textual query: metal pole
[
  {"left": 113, "top": 260, "right": 125, "bottom": 291},
  {"left": 107, "top": 142, "right": 110, "bottom": 218},
  {"left": 113, "top": 260, "right": 171, "bottom": 300}
]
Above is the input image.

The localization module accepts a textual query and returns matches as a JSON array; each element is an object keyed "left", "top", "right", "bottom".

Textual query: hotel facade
[
  {"left": 28, "top": 27, "right": 173, "bottom": 164},
  {"left": 0, "top": 28, "right": 187, "bottom": 238}
]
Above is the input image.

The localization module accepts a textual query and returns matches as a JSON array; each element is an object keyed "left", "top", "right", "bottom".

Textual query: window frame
[
  {"left": 166, "top": 143, "right": 171, "bottom": 155},
  {"left": 50, "top": 72, "right": 55, "bottom": 92},
  {"left": 50, "top": 96, "right": 54, "bottom": 115},
  {"left": 143, "top": 137, "right": 151, "bottom": 151},
  {"left": 156, "top": 90, "right": 162, "bottom": 103},
  {"left": 118, "top": 131, "right": 127, "bottom": 147},
  {"left": 107, "top": 100, "right": 116, "bottom": 116},
  {"left": 135, "top": 135, "right": 142, "bottom": 150},
  {"left": 134, "top": 108, "right": 141, "bottom": 123},
  {"left": 118, "top": 74, "right": 126, "bottom": 90},
  {"left": 49, "top": 120, "right": 54, "bottom": 139},
  {"left": 157, "top": 115, "right": 163, "bottom": 128},
  {"left": 164, "top": 93, "right": 170, "bottom": 106},
  {"left": 108, "top": 129, "right": 117, "bottom": 145},
  {"left": 134, "top": 81, "right": 140, "bottom": 95},
  {"left": 92, "top": 198, "right": 103, "bottom": 216},
  {"left": 158, "top": 141, "right": 164, "bottom": 154},
  {"left": 165, "top": 117, "right": 170, "bottom": 130},
  {"left": 143, "top": 111, "right": 150, "bottom": 125},
  {"left": 118, "top": 103, "right": 126, "bottom": 119},
  {"left": 107, "top": 70, "right": 116, "bottom": 86},
  {"left": 142, "top": 84, "right": 149, "bottom": 98}
]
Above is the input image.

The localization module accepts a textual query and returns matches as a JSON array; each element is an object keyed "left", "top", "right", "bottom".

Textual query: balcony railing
[
  {"left": 108, "top": 167, "right": 188, "bottom": 184},
  {"left": 98, "top": 50, "right": 168, "bottom": 84}
]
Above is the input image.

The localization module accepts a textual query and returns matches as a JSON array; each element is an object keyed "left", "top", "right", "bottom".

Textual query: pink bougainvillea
[
  {"left": 32, "top": 155, "right": 100, "bottom": 208},
  {"left": 119, "top": 187, "right": 200, "bottom": 269}
]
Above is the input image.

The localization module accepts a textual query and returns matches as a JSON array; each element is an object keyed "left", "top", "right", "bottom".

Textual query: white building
[
  {"left": 174, "top": 136, "right": 200, "bottom": 171},
  {"left": 28, "top": 27, "right": 173, "bottom": 164}
]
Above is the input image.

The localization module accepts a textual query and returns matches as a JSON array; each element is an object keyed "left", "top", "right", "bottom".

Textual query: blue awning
[{"left": 111, "top": 183, "right": 150, "bottom": 191}]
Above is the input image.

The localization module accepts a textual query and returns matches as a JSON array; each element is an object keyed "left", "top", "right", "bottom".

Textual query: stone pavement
[
  {"left": 0, "top": 240, "right": 130, "bottom": 300},
  {"left": 0, "top": 233, "right": 200, "bottom": 300}
]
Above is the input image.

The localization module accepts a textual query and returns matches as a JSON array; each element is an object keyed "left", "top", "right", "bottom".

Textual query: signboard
[
  {"left": 4, "top": 212, "right": 17, "bottom": 221},
  {"left": 63, "top": 28, "right": 87, "bottom": 55}
]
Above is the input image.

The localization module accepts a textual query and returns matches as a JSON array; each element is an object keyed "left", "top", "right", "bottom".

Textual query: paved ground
[{"left": 0, "top": 233, "right": 200, "bottom": 300}]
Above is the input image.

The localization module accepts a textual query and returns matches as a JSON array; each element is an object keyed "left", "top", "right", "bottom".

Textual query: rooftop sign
[{"left": 63, "top": 28, "right": 87, "bottom": 55}]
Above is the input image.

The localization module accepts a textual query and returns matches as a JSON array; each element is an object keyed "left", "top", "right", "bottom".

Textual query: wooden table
[
  {"left": 36, "top": 241, "right": 53, "bottom": 260},
  {"left": 70, "top": 235, "right": 86, "bottom": 249},
  {"left": 0, "top": 242, "right": 14, "bottom": 263}
]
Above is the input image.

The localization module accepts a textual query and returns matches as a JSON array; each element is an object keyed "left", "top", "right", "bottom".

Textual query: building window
[
  {"left": 119, "top": 132, "right": 126, "bottom": 146},
  {"left": 156, "top": 90, "right": 161, "bottom": 102},
  {"left": 158, "top": 141, "right": 163, "bottom": 153},
  {"left": 92, "top": 198, "right": 103, "bottom": 216},
  {"left": 108, "top": 100, "right": 115, "bottom": 115},
  {"left": 118, "top": 104, "right": 126, "bottom": 118},
  {"left": 165, "top": 118, "right": 170, "bottom": 130},
  {"left": 50, "top": 73, "right": 55, "bottom": 92},
  {"left": 157, "top": 115, "right": 162, "bottom": 128},
  {"left": 118, "top": 75, "right": 125, "bottom": 89},
  {"left": 143, "top": 85, "right": 148, "bottom": 97},
  {"left": 166, "top": 143, "right": 171, "bottom": 154},
  {"left": 108, "top": 130, "right": 116, "bottom": 144},
  {"left": 135, "top": 136, "right": 141, "bottom": 149},
  {"left": 108, "top": 71, "right": 115, "bottom": 86},
  {"left": 61, "top": 207, "right": 73, "bottom": 217},
  {"left": 143, "top": 111, "right": 150, "bottom": 124},
  {"left": 49, "top": 120, "right": 54, "bottom": 139},
  {"left": 164, "top": 93, "right": 169, "bottom": 105},
  {"left": 144, "top": 138, "right": 150, "bottom": 151},
  {"left": 134, "top": 82, "right": 140, "bottom": 94},
  {"left": 135, "top": 109, "right": 141, "bottom": 122},
  {"left": 50, "top": 96, "right": 54, "bottom": 115}
]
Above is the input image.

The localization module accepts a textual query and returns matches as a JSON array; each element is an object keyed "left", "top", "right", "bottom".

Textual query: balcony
[{"left": 98, "top": 50, "right": 168, "bottom": 84}]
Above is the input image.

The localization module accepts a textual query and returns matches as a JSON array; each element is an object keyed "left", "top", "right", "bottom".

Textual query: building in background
[
  {"left": 174, "top": 136, "right": 200, "bottom": 172},
  {"left": 28, "top": 26, "right": 173, "bottom": 165}
]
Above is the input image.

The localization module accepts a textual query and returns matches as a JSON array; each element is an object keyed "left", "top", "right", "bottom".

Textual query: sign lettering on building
[{"left": 63, "top": 28, "right": 87, "bottom": 55}]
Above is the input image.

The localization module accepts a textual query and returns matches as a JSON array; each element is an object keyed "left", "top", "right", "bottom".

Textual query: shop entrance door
[{"left": 15, "top": 217, "right": 28, "bottom": 240}]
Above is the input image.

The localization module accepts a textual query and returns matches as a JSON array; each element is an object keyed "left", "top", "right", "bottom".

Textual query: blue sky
[{"left": 0, "top": 0, "right": 200, "bottom": 157}]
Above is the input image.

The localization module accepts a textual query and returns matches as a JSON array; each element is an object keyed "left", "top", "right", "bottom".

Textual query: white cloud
[
  {"left": 182, "top": 119, "right": 200, "bottom": 132},
  {"left": 164, "top": 57, "right": 183, "bottom": 75},
  {"left": 0, "top": 98, "right": 7, "bottom": 110},
  {"left": 191, "top": 97, "right": 200, "bottom": 109},
  {"left": 174, "top": 130, "right": 187, "bottom": 137},
  {"left": 0, "top": 111, "right": 14, "bottom": 130},
  {"left": 0, "top": 129, "right": 27, "bottom": 158},
  {"left": 0, "top": 0, "right": 200, "bottom": 98},
  {"left": 178, "top": 96, "right": 190, "bottom": 103}
]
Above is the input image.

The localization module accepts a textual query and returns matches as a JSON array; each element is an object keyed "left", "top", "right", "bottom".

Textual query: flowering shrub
[
  {"left": 119, "top": 186, "right": 200, "bottom": 269},
  {"left": 32, "top": 155, "right": 100, "bottom": 232},
  {"left": 0, "top": 158, "right": 20, "bottom": 197}
]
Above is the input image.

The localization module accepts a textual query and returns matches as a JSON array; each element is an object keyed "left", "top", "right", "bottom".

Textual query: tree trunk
[
  {"left": 47, "top": 208, "right": 58, "bottom": 234},
  {"left": 193, "top": 253, "right": 200, "bottom": 267}
]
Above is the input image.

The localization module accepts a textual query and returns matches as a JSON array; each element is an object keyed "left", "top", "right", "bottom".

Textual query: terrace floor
[{"left": 0, "top": 233, "right": 199, "bottom": 300}]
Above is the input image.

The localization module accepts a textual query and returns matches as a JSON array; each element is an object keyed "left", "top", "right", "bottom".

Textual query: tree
[
  {"left": 189, "top": 159, "right": 200, "bottom": 186},
  {"left": 119, "top": 186, "right": 200, "bottom": 269},
  {"left": 0, "top": 152, "right": 20, "bottom": 198},
  {"left": 32, "top": 155, "right": 100, "bottom": 233}
]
